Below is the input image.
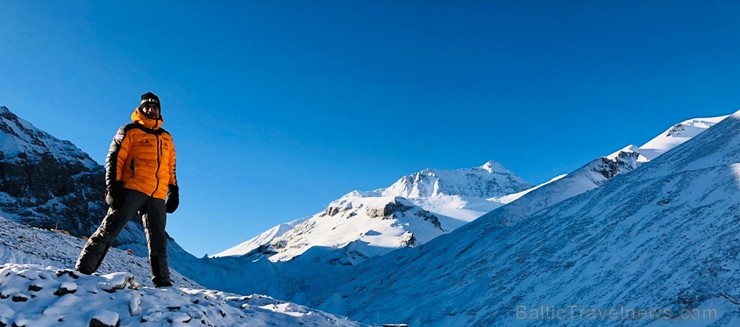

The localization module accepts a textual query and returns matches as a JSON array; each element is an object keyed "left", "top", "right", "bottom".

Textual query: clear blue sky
[{"left": 1, "top": 1, "right": 739, "bottom": 257}]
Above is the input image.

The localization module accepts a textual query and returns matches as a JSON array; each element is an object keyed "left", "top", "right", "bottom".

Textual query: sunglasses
[{"left": 140, "top": 103, "right": 160, "bottom": 110}]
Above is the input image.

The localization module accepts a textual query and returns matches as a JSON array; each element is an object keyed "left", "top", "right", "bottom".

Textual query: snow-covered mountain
[
  {"left": 215, "top": 116, "right": 725, "bottom": 266},
  {"left": 302, "top": 111, "right": 740, "bottom": 326},
  {"left": 202, "top": 115, "right": 728, "bottom": 304},
  {"left": 198, "top": 161, "right": 533, "bottom": 306},
  {"left": 213, "top": 160, "right": 532, "bottom": 262},
  {"left": 380, "top": 160, "right": 531, "bottom": 199},
  {"left": 5, "top": 103, "right": 734, "bottom": 326},
  {"left": 484, "top": 115, "right": 727, "bottom": 227},
  {"left": 0, "top": 216, "right": 364, "bottom": 326}
]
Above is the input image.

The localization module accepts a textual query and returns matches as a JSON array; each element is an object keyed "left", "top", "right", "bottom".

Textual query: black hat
[{"left": 140, "top": 92, "right": 160, "bottom": 106}]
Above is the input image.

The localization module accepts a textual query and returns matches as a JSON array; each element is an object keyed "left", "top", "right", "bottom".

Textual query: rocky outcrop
[
  {"left": 365, "top": 198, "right": 442, "bottom": 229},
  {"left": 593, "top": 149, "right": 642, "bottom": 181},
  {"left": 0, "top": 107, "right": 106, "bottom": 237}
]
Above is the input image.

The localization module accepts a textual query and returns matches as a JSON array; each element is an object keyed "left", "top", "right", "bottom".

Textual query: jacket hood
[{"left": 131, "top": 108, "right": 164, "bottom": 129}]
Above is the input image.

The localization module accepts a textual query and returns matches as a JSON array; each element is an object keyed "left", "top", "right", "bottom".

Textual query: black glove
[
  {"left": 165, "top": 184, "right": 179, "bottom": 213},
  {"left": 105, "top": 181, "right": 124, "bottom": 209}
]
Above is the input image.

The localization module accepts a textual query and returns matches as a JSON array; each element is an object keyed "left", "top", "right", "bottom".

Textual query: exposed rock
[
  {"left": 398, "top": 232, "right": 418, "bottom": 248},
  {"left": 0, "top": 107, "right": 105, "bottom": 239},
  {"left": 365, "top": 198, "right": 413, "bottom": 219},
  {"left": 593, "top": 150, "right": 642, "bottom": 181}
]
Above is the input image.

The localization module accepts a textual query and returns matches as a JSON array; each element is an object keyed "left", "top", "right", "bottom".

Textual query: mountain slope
[
  {"left": 0, "top": 216, "right": 364, "bottom": 326},
  {"left": 637, "top": 115, "right": 727, "bottom": 160},
  {"left": 202, "top": 115, "right": 726, "bottom": 304},
  {"left": 201, "top": 161, "right": 531, "bottom": 306},
  {"left": 212, "top": 219, "right": 305, "bottom": 258},
  {"left": 309, "top": 112, "right": 740, "bottom": 326},
  {"left": 216, "top": 116, "right": 724, "bottom": 263},
  {"left": 482, "top": 115, "right": 726, "bottom": 227}
]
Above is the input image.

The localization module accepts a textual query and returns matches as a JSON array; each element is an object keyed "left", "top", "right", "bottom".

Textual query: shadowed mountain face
[{"left": 0, "top": 106, "right": 106, "bottom": 237}]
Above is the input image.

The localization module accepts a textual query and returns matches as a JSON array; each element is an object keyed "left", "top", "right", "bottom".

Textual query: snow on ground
[
  {"left": 636, "top": 115, "right": 727, "bottom": 160},
  {"left": 0, "top": 216, "right": 200, "bottom": 289},
  {"left": 0, "top": 217, "right": 365, "bottom": 326},
  {"left": 0, "top": 264, "right": 365, "bottom": 327}
]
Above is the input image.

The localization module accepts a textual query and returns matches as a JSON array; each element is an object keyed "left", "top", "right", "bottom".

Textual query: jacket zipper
[{"left": 150, "top": 135, "right": 162, "bottom": 197}]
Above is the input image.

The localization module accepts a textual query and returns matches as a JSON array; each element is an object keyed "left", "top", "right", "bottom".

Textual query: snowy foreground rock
[{"left": 0, "top": 264, "right": 364, "bottom": 327}]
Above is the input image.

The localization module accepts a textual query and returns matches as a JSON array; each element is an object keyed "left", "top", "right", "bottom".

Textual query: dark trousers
[{"left": 76, "top": 189, "right": 171, "bottom": 285}]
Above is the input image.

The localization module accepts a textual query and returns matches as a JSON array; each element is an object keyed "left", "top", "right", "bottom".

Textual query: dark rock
[
  {"left": 89, "top": 317, "right": 120, "bottom": 327},
  {"left": 55, "top": 270, "right": 80, "bottom": 279},
  {"left": 11, "top": 295, "right": 28, "bottom": 302},
  {"left": 54, "top": 285, "right": 77, "bottom": 296}
]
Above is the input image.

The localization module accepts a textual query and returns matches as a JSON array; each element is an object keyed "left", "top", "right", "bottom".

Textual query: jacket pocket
[{"left": 130, "top": 159, "right": 136, "bottom": 178}]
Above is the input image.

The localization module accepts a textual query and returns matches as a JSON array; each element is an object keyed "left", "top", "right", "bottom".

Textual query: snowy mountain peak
[
  {"left": 244, "top": 194, "right": 446, "bottom": 265},
  {"left": 211, "top": 161, "right": 530, "bottom": 261},
  {"left": 480, "top": 160, "right": 506, "bottom": 173},
  {"left": 381, "top": 161, "right": 532, "bottom": 199}
]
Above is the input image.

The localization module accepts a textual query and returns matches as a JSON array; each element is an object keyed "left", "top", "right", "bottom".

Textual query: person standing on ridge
[{"left": 76, "top": 92, "right": 180, "bottom": 288}]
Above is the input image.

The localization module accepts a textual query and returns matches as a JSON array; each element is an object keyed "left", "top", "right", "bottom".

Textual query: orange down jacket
[{"left": 105, "top": 108, "right": 177, "bottom": 200}]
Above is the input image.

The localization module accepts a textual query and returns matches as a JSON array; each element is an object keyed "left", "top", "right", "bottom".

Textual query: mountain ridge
[{"left": 305, "top": 111, "right": 740, "bottom": 326}]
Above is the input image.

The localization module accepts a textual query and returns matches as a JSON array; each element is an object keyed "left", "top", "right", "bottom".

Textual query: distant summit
[
  {"left": 380, "top": 160, "right": 532, "bottom": 199},
  {"left": 480, "top": 160, "right": 506, "bottom": 173}
]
